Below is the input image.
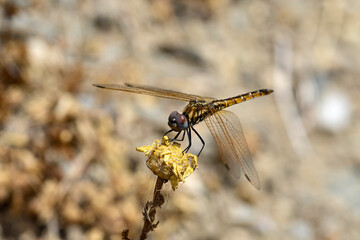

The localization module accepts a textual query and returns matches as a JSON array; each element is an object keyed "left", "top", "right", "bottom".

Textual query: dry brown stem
[{"left": 122, "top": 177, "right": 165, "bottom": 240}]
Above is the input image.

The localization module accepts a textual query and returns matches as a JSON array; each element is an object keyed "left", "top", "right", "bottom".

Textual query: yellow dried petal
[
  {"left": 136, "top": 136, "right": 198, "bottom": 190},
  {"left": 136, "top": 145, "right": 155, "bottom": 154}
]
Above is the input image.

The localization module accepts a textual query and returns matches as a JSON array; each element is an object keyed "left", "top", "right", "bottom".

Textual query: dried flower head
[{"left": 136, "top": 136, "right": 198, "bottom": 190}]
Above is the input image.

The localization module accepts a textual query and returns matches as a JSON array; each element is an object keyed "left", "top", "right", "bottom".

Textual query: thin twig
[
  {"left": 122, "top": 177, "right": 165, "bottom": 240},
  {"left": 139, "top": 176, "right": 165, "bottom": 240},
  {"left": 122, "top": 229, "right": 130, "bottom": 240}
]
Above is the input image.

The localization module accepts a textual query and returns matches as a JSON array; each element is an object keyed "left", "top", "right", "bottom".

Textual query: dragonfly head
[{"left": 168, "top": 111, "right": 189, "bottom": 132}]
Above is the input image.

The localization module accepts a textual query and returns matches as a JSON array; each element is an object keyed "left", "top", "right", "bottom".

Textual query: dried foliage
[{"left": 1, "top": 0, "right": 360, "bottom": 239}]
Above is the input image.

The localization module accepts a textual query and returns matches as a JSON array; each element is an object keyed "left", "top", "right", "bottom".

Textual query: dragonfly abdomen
[
  {"left": 184, "top": 89, "right": 273, "bottom": 126},
  {"left": 214, "top": 89, "right": 273, "bottom": 110}
]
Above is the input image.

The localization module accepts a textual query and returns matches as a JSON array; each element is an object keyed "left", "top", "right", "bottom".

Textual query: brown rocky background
[{"left": 0, "top": 0, "right": 359, "bottom": 239}]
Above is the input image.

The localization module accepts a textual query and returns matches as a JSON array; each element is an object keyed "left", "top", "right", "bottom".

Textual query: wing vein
[{"left": 204, "top": 110, "right": 260, "bottom": 189}]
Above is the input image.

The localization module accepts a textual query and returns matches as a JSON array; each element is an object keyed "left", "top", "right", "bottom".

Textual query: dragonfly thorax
[{"left": 168, "top": 111, "right": 189, "bottom": 132}]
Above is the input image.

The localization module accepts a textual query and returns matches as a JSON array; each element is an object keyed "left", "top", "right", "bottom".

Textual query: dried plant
[{"left": 122, "top": 136, "right": 198, "bottom": 239}]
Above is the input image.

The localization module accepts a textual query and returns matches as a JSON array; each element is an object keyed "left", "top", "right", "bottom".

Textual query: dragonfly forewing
[
  {"left": 204, "top": 110, "right": 260, "bottom": 190},
  {"left": 93, "top": 83, "right": 206, "bottom": 102}
]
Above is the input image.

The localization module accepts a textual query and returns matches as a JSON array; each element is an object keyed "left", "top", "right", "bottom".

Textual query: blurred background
[{"left": 0, "top": 0, "right": 359, "bottom": 239}]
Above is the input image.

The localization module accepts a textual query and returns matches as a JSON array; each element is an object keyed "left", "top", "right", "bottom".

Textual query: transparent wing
[
  {"left": 93, "top": 83, "right": 206, "bottom": 102},
  {"left": 204, "top": 110, "right": 260, "bottom": 190}
]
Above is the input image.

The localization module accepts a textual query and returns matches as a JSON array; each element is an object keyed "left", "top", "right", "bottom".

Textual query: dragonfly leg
[
  {"left": 165, "top": 129, "right": 186, "bottom": 142},
  {"left": 171, "top": 131, "right": 181, "bottom": 141},
  {"left": 174, "top": 130, "right": 186, "bottom": 141},
  {"left": 163, "top": 129, "right": 174, "bottom": 137},
  {"left": 183, "top": 128, "right": 192, "bottom": 153},
  {"left": 191, "top": 126, "right": 205, "bottom": 156}
]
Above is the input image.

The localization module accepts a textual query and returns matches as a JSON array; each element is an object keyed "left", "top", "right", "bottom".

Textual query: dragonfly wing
[
  {"left": 204, "top": 110, "right": 260, "bottom": 190},
  {"left": 93, "top": 83, "right": 204, "bottom": 102}
]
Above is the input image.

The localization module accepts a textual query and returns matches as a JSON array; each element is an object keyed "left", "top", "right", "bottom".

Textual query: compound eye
[
  {"left": 167, "top": 111, "right": 189, "bottom": 131},
  {"left": 168, "top": 111, "right": 178, "bottom": 124},
  {"left": 175, "top": 113, "right": 188, "bottom": 131}
]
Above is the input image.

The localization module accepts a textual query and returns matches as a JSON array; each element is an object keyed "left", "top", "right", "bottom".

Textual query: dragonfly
[{"left": 93, "top": 83, "right": 273, "bottom": 190}]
